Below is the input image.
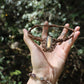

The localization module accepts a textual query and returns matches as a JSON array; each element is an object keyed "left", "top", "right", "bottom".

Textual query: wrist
[
  {"left": 27, "top": 67, "right": 58, "bottom": 84},
  {"left": 27, "top": 73, "right": 52, "bottom": 84},
  {"left": 27, "top": 77, "right": 43, "bottom": 84}
]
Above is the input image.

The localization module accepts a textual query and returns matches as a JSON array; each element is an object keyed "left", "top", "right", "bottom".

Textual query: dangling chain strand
[{"left": 28, "top": 24, "right": 74, "bottom": 33}]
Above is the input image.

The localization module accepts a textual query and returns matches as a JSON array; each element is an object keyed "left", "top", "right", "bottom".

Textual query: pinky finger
[{"left": 64, "top": 27, "right": 80, "bottom": 53}]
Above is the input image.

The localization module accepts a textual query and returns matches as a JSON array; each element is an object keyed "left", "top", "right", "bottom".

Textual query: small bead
[
  {"left": 40, "top": 77, "right": 44, "bottom": 81},
  {"left": 32, "top": 74, "right": 36, "bottom": 78},
  {"left": 29, "top": 73, "right": 36, "bottom": 78}
]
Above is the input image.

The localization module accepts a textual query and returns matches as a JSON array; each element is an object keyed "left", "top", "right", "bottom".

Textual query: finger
[
  {"left": 58, "top": 23, "right": 69, "bottom": 39},
  {"left": 23, "top": 29, "right": 37, "bottom": 51},
  {"left": 57, "top": 24, "right": 69, "bottom": 45},
  {"left": 42, "top": 21, "right": 49, "bottom": 39},
  {"left": 61, "top": 26, "right": 80, "bottom": 46},
  {"left": 23, "top": 29, "right": 50, "bottom": 69},
  {"left": 64, "top": 26, "right": 80, "bottom": 53}
]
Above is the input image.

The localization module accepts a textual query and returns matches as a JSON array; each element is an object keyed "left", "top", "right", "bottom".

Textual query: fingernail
[
  {"left": 75, "top": 26, "right": 80, "bottom": 31},
  {"left": 23, "top": 29, "right": 27, "bottom": 32},
  {"left": 61, "top": 32, "right": 65, "bottom": 36},
  {"left": 65, "top": 23, "right": 69, "bottom": 26},
  {"left": 44, "top": 21, "right": 48, "bottom": 24},
  {"left": 68, "top": 38, "right": 72, "bottom": 44}
]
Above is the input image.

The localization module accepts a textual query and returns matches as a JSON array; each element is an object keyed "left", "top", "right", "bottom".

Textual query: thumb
[{"left": 23, "top": 29, "right": 37, "bottom": 51}]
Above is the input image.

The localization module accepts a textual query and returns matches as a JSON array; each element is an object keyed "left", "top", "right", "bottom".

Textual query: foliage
[{"left": 0, "top": 0, "right": 84, "bottom": 84}]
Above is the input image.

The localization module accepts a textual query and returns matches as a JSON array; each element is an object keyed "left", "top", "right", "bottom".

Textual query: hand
[{"left": 23, "top": 21, "right": 80, "bottom": 84}]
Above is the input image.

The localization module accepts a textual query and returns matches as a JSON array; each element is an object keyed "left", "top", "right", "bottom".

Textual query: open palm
[{"left": 23, "top": 21, "right": 80, "bottom": 84}]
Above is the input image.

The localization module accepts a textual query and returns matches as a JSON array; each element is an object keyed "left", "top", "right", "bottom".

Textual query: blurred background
[{"left": 0, "top": 0, "right": 84, "bottom": 84}]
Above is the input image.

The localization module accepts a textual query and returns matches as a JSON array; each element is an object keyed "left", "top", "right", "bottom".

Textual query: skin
[{"left": 23, "top": 21, "right": 80, "bottom": 84}]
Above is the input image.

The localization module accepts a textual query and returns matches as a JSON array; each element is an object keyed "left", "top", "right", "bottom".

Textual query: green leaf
[
  {"left": 0, "top": 57, "right": 5, "bottom": 63},
  {"left": 77, "top": 49, "right": 84, "bottom": 55},
  {"left": 10, "top": 70, "right": 21, "bottom": 76},
  {"left": 0, "top": 66, "right": 4, "bottom": 70}
]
